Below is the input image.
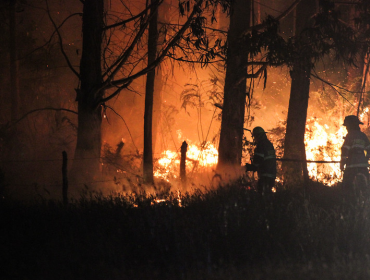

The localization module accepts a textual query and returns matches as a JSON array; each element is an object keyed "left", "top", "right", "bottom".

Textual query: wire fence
[
  {"left": 0, "top": 153, "right": 343, "bottom": 188},
  {"left": 0, "top": 154, "right": 142, "bottom": 191}
]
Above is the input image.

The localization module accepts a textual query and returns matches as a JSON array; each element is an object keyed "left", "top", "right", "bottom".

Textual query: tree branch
[
  {"left": 5, "top": 107, "right": 78, "bottom": 129},
  {"left": 104, "top": 105, "right": 139, "bottom": 154},
  {"left": 45, "top": 0, "right": 80, "bottom": 79},
  {"left": 234, "top": 63, "right": 269, "bottom": 87},
  {"left": 107, "top": 0, "right": 205, "bottom": 89},
  {"left": 20, "top": 13, "right": 82, "bottom": 60},
  {"left": 241, "top": 0, "right": 302, "bottom": 37},
  {"left": 311, "top": 72, "right": 355, "bottom": 107},
  {"left": 99, "top": 80, "right": 133, "bottom": 104},
  {"left": 100, "top": 2, "right": 164, "bottom": 86},
  {"left": 104, "top": 1, "right": 159, "bottom": 30}
]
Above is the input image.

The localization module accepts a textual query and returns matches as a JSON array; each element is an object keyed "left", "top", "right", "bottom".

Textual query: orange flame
[
  {"left": 154, "top": 119, "right": 358, "bottom": 186},
  {"left": 154, "top": 142, "right": 218, "bottom": 181},
  {"left": 304, "top": 119, "right": 346, "bottom": 186}
]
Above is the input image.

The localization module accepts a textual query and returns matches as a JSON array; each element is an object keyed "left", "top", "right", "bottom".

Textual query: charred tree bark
[
  {"left": 73, "top": 0, "right": 104, "bottom": 179},
  {"left": 282, "top": 0, "right": 316, "bottom": 187},
  {"left": 143, "top": 0, "right": 159, "bottom": 184},
  {"left": 9, "top": 0, "right": 19, "bottom": 121},
  {"left": 217, "top": 0, "right": 251, "bottom": 172}
]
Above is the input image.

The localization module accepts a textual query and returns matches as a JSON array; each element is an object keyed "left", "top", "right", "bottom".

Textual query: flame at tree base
[
  {"left": 154, "top": 142, "right": 218, "bottom": 183},
  {"left": 152, "top": 119, "right": 367, "bottom": 188},
  {"left": 304, "top": 119, "right": 346, "bottom": 186}
]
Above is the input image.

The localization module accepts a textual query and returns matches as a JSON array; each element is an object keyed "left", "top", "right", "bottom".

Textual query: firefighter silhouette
[
  {"left": 245, "top": 126, "right": 276, "bottom": 194},
  {"left": 340, "top": 115, "right": 370, "bottom": 193}
]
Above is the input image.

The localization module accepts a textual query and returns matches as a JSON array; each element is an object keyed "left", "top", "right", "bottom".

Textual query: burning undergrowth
[
  {"left": 153, "top": 141, "right": 218, "bottom": 182},
  {"left": 101, "top": 110, "right": 370, "bottom": 198},
  {"left": 101, "top": 139, "right": 219, "bottom": 198}
]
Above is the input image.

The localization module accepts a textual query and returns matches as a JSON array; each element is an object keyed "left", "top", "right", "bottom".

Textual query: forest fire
[
  {"left": 154, "top": 142, "right": 218, "bottom": 182},
  {"left": 153, "top": 120, "right": 350, "bottom": 186},
  {"left": 304, "top": 119, "right": 346, "bottom": 186}
]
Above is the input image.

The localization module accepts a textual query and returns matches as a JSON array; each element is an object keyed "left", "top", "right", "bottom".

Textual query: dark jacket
[
  {"left": 341, "top": 129, "right": 370, "bottom": 169},
  {"left": 247, "top": 136, "right": 276, "bottom": 179}
]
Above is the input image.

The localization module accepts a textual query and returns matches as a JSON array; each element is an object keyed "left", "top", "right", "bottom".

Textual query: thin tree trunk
[
  {"left": 143, "top": 0, "right": 159, "bottom": 184},
  {"left": 9, "top": 0, "right": 19, "bottom": 121},
  {"left": 73, "top": 0, "right": 104, "bottom": 180},
  {"left": 217, "top": 0, "right": 251, "bottom": 172}
]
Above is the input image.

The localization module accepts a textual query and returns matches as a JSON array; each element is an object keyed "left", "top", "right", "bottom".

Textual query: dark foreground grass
[{"left": 2, "top": 180, "right": 370, "bottom": 279}]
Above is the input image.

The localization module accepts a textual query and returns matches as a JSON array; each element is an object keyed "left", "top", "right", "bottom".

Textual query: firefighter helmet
[
  {"left": 342, "top": 115, "right": 363, "bottom": 126},
  {"left": 252, "top": 126, "right": 266, "bottom": 137}
]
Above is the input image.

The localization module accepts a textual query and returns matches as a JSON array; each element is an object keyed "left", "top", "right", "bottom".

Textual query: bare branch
[
  {"left": 6, "top": 107, "right": 78, "bottom": 129},
  {"left": 234, "top": 63, "right": 269, "bottom": 86},
  {"left": 106, "top": 0, "right": 205, "bottom": 90},
  {"left": 99, "top": 80, "right": 133, "bottom": 104},
  {"left": 311, "top": 72, "right": 356, "bottom": 107},
  {"left": 241, "top": 0, "right": 302, "bottom": 37},
  {"left": 104, "top": 1, "right": 158, "bottom": 30},
  {"left": 104, "top": 105, "right": 139, "bottom": 154},
  {"left": 166, "top": 56, "right": 225, "bottom": 64},
  {"left": 45, "top": 0, "right": 80, "bottom": 79},
  {"left": 101, "top": 2, "right": 163, "bottom": 87},
  {"left": 20, "top": 13, "right": 82, "bottom": 60}
]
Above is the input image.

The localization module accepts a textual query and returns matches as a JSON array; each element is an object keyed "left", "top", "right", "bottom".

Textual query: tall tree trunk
[
  {"left": 9, "top": 0, "right": 19, "bottom": 121},
  {"left": 152, "top": 0, "right": 170, "bottom": 165},
  {"left": 282, "top": 0, "right": 316, "bottom": 187},
  {"left": 152, "top": 66, "right": 163, "bottom": 156},
  {"left": 143, "top": 0, "right": 159, "bottom": 184},
  {"left": 346, "top": 5, "right": 366, "bottom": 116},
  {"left": 73, "top": 0, "right": 104, "bottom": 180},
  {"left": 349, "top": 52, "right": 365, "bottom": 116},
  {"left": 283, "top": 61, "right": 311, "bottom": 186},
  {"left": 217, "top": 0, "right": 251, "bottom": 172}
]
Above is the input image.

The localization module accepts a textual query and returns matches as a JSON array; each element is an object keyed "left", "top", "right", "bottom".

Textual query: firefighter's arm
[{"left": 245, "top": 146, "right": 263, "bottom": 172}]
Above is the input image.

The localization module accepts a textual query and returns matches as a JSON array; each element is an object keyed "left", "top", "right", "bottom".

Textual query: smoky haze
[{"left": 0, "top": 0, "right": 365, "bottom": 201}]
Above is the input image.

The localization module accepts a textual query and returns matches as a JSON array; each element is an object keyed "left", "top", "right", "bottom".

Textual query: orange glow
[
  {"left": 153, "top": 117, "right": 367, "bottom": 187},
  {"left": 154, "top": 142, "right": 218, "bottom": 182},
  {"left": 304, "top": 119, "right": 346, "bottom": 186}
]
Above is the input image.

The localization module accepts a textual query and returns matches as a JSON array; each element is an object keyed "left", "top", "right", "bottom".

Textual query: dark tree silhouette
[
  {"left": 143, "top": 0, "right": 160, "bottom": 184},
  {"left": 282, "top": 0, "right": 316, "bottom": 186},
  {"left": 217, "top": 0, "right": 251, "bottom": 172},
  {"left": 47, "top": 0, "right": 209, "bottom": 182}
]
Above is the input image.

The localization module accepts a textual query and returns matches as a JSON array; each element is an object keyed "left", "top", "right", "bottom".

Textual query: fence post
[
  {"left": 180, "top": 141, "right": 188, "bottom": 187},
  {"left": 62, "top": 151, "right": 68, "bottom": 205}
]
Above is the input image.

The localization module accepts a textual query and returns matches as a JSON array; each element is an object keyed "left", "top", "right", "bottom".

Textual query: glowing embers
[
  {"left": 154, "top": 142, "right": 218, "bottom": 182},
  {"left": 304, "top": 119, "right": 346, "bottom": 186}
]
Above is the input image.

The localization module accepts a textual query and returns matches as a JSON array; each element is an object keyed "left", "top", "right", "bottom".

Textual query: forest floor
[{"left": 2, "top": 179, "right": 370, "bottom": 280}]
